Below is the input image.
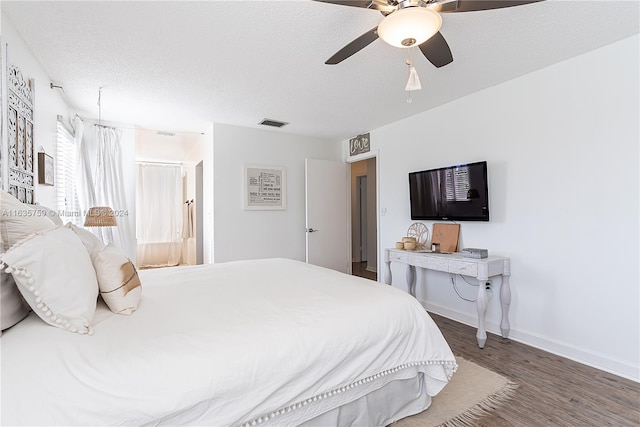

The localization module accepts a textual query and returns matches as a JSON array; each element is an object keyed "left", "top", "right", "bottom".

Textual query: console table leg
[
  {"left": 406, "top": 265, "right": 416, "bottom": 298},
  {"left": 384, "top": 260, "right": 392, "bottom": 285},
  {"left": 476, "top": 283, "right": 488, "bottom": 348},
  {"left": 500, "top": 275, "right": 511, "bottom": 338}
]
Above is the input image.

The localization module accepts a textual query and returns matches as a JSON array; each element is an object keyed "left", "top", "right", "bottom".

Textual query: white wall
[
  {"left": 213, "top": 124, "right": 341, "bottom": 263},
  {"left": 2, "top": 12, "right": 137, "bottom": 262},
  {"left": 355, "top": 35, "right": 639, "bottom": 380},
  {"left": 1, "top": 15, "right": 72, "bottom": 208},
  {"left": 202, "top": 124, "right": 214, "bottom": 264}
]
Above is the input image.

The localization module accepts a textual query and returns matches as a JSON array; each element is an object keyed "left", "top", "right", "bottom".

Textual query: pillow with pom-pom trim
[
  {"left": 0, "top": 191, "right": 56, "bottom": 331},
  {"left": 0, "top": 226, "right": 98, "bottom": 334}
]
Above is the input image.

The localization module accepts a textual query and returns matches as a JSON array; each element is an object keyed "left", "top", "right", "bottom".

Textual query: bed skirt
[{"left": 302, "top": 372, "right": 430, "bottom": 427}]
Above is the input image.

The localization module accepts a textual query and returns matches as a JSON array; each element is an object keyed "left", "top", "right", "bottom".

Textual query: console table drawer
[
  {"left": 388, "top": 251, "right": 411, "bottom": 264},
  {"left": 449, "top": 261, "right": 478, "bottom": 276},
  {"left": 414, "top": 256, "right": 448, "bottom": 271}
]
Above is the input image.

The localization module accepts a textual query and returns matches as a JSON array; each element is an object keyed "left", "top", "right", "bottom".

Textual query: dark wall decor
[
  {"left": 37, "top": 152, "right": 54, "bottom": 186},
  {"left": 0, "top": 44, "right": 4, "bottom": 191},
  {"left": 6, "top": 63, "right": 35, "bottom": 204},
  {"left": 349, "top": 133, "right": 370, "bottom": 157}
]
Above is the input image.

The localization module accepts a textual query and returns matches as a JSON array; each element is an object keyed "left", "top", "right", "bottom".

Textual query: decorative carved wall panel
[
  {"left": 7, "top": 64, "right": 35, "bottom": 204},
  {"left": 0, "top": 45, "right": 3, "bottom": 191}
]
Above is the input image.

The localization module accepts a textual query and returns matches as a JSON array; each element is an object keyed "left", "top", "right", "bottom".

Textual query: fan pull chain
[
  {"left": 406, "top": 58, "right": 414, "bottom": 104},
  {"left": 405, "top": 47, "right": 422, "bottom": 104}
]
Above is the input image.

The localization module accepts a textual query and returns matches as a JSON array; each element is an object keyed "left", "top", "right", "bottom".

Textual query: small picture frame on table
[{"left": 38, "top": 152, "right": 54, "bottom": 186}]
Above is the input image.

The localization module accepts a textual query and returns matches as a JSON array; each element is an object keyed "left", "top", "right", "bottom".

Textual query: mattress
[{"left": 1, "top": 258, "right": 456, "bottom": 426}]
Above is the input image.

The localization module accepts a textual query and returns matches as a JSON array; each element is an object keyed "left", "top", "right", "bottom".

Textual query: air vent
[
  {"left": 259, "top": 118, "right": 289, "bottom": 128},
  {"left": 157, "top": 130, "right": 175, "bottom": 137}
]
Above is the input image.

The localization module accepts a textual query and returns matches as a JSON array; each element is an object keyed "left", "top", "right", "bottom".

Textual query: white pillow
[
  {"left": 94, "top": 245, "right": 142, "bottom": 315},
  {"left": 0, "top": 190, "right": 56, "bottom": 251},
  {"left": 0, "top": 226, "right": 99, "bottom": 334},
  {"left": 65, "top": 223, "right": 106, "bottom": 261}
]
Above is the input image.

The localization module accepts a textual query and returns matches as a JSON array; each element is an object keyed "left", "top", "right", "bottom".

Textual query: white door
[{"left": 305, "top": 159, "right": 349, "bottom": 273}]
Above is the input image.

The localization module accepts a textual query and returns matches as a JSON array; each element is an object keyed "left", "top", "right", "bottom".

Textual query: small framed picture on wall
[{"left": 38, "top": 152, "right": 54, "bottom": 186}]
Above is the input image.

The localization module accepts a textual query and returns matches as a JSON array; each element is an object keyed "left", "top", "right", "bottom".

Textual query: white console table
[{"left": 384, "top": 248, "right": 511, "bottom": 348}]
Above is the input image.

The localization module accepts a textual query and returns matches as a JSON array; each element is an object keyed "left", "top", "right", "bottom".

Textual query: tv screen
[{"left": 409, "top": 161, "right": 489, "bottom": 221}]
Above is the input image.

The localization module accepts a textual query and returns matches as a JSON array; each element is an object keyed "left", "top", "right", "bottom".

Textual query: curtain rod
[
  {"left": 77, "top": 115, "right": 121, "bottom": 130},
  {"left": 136, "top": 160, "right": 183, "bottom": 166}
]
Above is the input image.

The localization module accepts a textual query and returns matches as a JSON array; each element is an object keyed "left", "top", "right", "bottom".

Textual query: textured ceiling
[{"left": 3, "top": 0, "right": 639, "bottom": 140}]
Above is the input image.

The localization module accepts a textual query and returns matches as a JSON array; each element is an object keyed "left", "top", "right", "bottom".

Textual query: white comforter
[{"left": 1, "top": 258, "right": 456, "bottom": 426}]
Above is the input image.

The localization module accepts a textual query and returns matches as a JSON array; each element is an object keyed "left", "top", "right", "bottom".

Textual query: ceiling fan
[{"left": 314, "top": 0, "right": 544, "bottom": 67}]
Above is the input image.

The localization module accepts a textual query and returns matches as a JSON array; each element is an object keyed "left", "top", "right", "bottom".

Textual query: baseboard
[
  {"left": 365, "top": 266, "right": 377, "bottom": 273},
  {"left": 421, "top": 301, "right": 639, "bottom": 383}
]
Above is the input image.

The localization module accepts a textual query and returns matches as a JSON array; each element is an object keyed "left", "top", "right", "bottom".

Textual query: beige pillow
[
  {"left": 0, "top": 226, "right": 98, "bottom": 334},
  {"left": 31, "top": 205, "right": 63, "bottom": 225},
  {"left": 0, "top": 191, "right": 56, "bottom": 251},
  {"left": 94, "top": 245, "right": 142, "bottom": 315}
]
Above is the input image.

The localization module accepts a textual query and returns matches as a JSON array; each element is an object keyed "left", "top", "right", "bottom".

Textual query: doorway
[
  {"left": 134, "top": 129, "right": 206, "bottom": 268},
  {"left": 350, "top": 157, "right": 377, "bottom": 281}
]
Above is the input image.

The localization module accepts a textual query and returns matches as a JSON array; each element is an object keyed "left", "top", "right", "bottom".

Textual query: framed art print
[{"left": 244, "top": 164, "right": 286, "bottom": 210}]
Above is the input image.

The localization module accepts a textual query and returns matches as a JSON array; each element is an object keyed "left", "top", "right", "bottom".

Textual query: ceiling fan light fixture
[{"left": 377, "top": 7, "right": 442, "bottom": 48}]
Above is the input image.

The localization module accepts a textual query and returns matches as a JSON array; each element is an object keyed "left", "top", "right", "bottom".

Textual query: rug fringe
[{"left": 437, "top": 381, "right": 519, "bottom": 427}]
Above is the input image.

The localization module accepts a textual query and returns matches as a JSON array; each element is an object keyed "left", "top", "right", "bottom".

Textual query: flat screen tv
[{"left": 409, "top": 161, "right": 489, "bottom": 221}]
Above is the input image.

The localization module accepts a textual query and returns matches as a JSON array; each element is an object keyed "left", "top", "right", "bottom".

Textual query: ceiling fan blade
[
  {"left": 325, "top": 27, "right": 379, "bottom": 65},
  {"left": 440, "top": 0, "right": 544, "bottom": 13},
  {"left": 312, "top": 0, "right": 395, "bottom": 13},
  {"left": 419, "top": 32, "right": 453, "bottom": 68}
]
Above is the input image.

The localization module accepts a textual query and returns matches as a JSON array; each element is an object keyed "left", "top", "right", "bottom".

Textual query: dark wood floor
[
  {"left": 434, "top": 314, "right": 640, "bottom": 426},
  {"left": 352, "top": 261, "right": 377, "bottom": 281},
  {"left": 351, "top": 268, "right": 640, "bottom": 426}
]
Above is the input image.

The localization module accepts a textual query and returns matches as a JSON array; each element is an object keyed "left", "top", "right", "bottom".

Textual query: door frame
[
  {"left": 356, "top": 175, "right": 368, "bottom": 262},
  {"left": 346, "top": 150, "right": 379, "bottom": 280}
]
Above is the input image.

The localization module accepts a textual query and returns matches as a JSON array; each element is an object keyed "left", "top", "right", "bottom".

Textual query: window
[
  {"left": 55, "top": 116, "right": 81, "bottom": 225},
  {"left": 444, "top": 166, "right": 470, "bottom": 201}
]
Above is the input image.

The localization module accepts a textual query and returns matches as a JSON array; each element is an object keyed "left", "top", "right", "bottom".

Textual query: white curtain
[
  {"left": 136, "top": 164, "right": 183, "bottom": 267},
  {"left": 75, "top": 117, "right": 96, "bottom": 212},
  {"left": 76, "top": 120, "right": 134, "bottom": 255}
]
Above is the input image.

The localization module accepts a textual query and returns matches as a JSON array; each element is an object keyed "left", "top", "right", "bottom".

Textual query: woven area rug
[{"left": 393, "top": 357, "right": 518, "bottom": 427}]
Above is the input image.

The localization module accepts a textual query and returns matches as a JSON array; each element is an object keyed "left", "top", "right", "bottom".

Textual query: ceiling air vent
[{"left": 259, "top": 118, "right": 288, "bottom": 128}]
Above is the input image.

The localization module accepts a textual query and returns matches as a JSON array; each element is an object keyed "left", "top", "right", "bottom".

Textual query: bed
[{"left": 0, "top": 195, "right": 456, "bottom": 426}]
